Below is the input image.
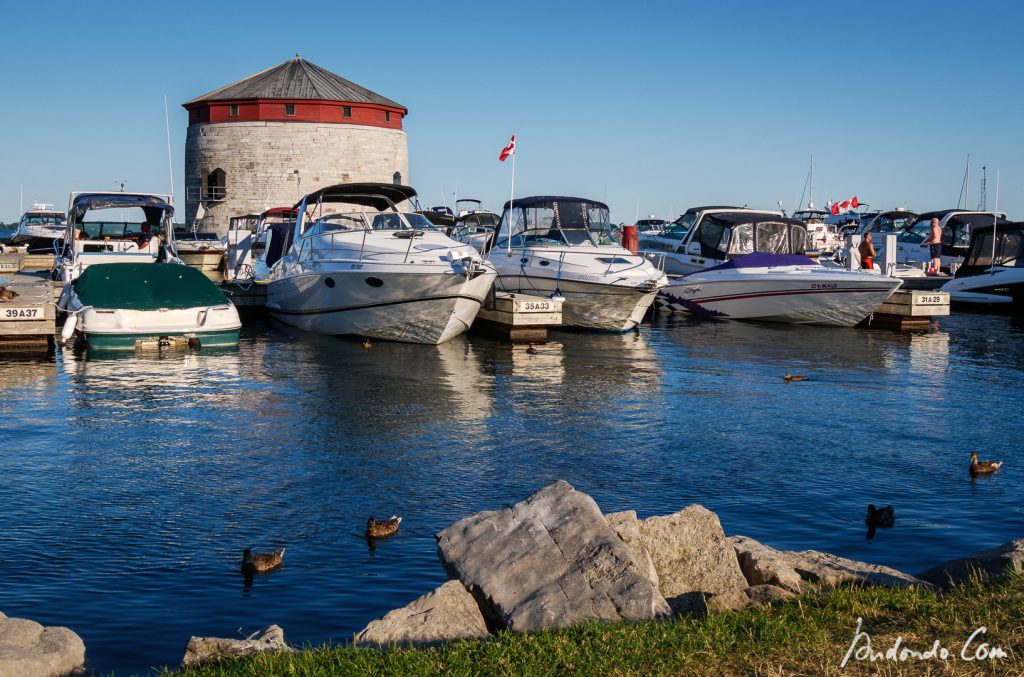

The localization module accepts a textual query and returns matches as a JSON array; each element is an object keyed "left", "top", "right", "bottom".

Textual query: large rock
[
  {"left": 729, "top": 536, "right": 805, "bottom": 592},
  {"left": 637, "top": 505, "right": 749, "bottom": 614},
  {"left": 182, "top": 625, "right": 289, "bottom": 667},
  {"left": 605, "top": 510, "right": 660, "bottom": 589},
  {"left": 918, "top": 539, "right": 1024, "bottom": 589},
  {"left": 355, "top": 580, "right": 491, "bottom": 647},
  {"left": 0, "top": 614, "right": 86, "bottom": 677},
  {"left": 785, "top": 550, "right": 933, "bottom": 590},
  {"left": 435, "top": 481, "right": 671, "bottom": 632}
]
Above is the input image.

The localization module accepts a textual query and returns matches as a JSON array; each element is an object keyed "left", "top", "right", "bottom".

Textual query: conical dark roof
[{"left": 183, "top": 55, "right": 405, "bottom": 111}]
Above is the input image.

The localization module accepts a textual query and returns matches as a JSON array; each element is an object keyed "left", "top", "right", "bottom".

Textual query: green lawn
[{"left": 169, "top": 574, "right": 1022, "bottom": 676}]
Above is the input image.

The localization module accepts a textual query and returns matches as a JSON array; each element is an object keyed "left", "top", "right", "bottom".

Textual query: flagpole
[{"left": 507, "top": 134, "right": 515, "bottom": 254}]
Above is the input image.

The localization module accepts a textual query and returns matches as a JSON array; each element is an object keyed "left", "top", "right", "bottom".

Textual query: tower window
[
  {"left": 229, "top": 104, "right": 239, "bottom": 117},
  {"left": 343, "top": 106, "right": 352, "bottom": 118},
  {"left": 285, "top": 104, "right": 296, "bottom": 116},
  {"left": 385, "top": 111, "right": 391, "bottom": 123},
  {"left": 205, "top": 168, "right": 227, "bottom": 202}
]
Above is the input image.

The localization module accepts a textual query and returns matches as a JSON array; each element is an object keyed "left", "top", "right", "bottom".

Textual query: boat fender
[{"left": 60, "top": 314, "right": 77, "bottom": 343}]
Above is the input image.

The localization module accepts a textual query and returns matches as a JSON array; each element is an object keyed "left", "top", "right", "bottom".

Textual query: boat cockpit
[{"left": 493, "top": 196, "right": 620, "bottom": 250}]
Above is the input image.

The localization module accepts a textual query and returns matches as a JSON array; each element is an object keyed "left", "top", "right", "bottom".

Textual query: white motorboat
[
  {"left": 793, "top": 208, "right": 840, "bottom": 252},
  {"left": 891, "top": 209, "right": 1009, "bottom": 271},
  {"left": 175, "top": 228, "right": 226, "bottom": 280},
  {"left": 54, "top": 192, "right": 240, "bottom": 349},
  {"left": 262, "top": 183, "right": 496, "bottom": 344},
  {"left": 11, "top": 203, "right": 66, "bottom": 253},
  {"left": 655, "top": 215, "right": 902, "bottom": 325},
  {"left": 661, "top": 254, "right": 904, "bottom": 326},
  {"left": 488, "top": 195, "right": 666, "bottom": 331},
  {"left": 451, "top": 200, "right": 499, "bottom": 253},
  {"left": 940, "top": 221, "right": 1024, "bottom": 310}
]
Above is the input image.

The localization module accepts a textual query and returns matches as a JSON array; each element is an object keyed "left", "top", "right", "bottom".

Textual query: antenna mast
[{"left": 977, "top": 166, "right": 987, "bottom": 211}]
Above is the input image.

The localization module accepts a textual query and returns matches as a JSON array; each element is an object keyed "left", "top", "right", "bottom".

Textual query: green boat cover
[{"left": 75, "top": 263, "right": 228, "bottom": 310}]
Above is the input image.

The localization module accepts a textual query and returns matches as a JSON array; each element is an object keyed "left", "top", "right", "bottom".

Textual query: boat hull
[
  {"left": 495, "top": 274, "right": 660, "bottom": 331},
  {"left": 658, "top": 269, "right": 902, "bottom": 326},
  {"left": 267, "top": 267, "right": 496, "bottom": 344}
]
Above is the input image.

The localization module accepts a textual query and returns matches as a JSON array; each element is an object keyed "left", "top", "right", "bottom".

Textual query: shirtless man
[
  {"left": 858, "top": 232, "right": 876, "bottom": 271},
  {"left": 920, "top": 217, "right": 943, "bottom": 274}
]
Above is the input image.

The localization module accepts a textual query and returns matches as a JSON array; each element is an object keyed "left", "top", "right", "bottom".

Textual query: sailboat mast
[{"left": 808, "top": 155, "right": 814, "bottom": 209}]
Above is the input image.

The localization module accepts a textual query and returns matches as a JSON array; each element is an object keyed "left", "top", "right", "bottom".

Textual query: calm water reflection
[{"left": 0, "top": 314, "right": 1021, "bottom": 675}]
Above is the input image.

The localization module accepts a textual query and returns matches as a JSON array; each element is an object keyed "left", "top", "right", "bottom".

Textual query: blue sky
[{"left": 2, "top": 0, "right": 1022, "bottom": 223}]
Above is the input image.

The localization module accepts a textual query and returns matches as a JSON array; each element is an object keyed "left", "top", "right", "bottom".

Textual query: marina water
[{"left": 1, "top": 314, "right": 1022, "bottom": 674}]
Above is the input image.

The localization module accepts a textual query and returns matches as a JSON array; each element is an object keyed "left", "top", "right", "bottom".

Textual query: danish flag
[
  {"left": 830, "top": 196, "right": 859, "bottom": 215},
  {"left": 499, "top": 134, "right": 516, "bottom": 162}
]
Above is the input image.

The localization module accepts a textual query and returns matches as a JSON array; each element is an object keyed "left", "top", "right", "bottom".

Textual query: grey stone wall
[{"left": 184, "top": 121, "right": 409, "bottom": 236}]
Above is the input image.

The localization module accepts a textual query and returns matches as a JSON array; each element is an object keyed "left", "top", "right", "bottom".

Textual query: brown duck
[
  {"left": 784, "top": 371, "right": 807, "bottom": 383},
  {"left": 242, "top": 547, "right": 285, "bottom": 574},
  {"left": 970, "top": 452, "right": 1002, "bottom": 476},
  {"left": 366, "top": 516, "right": 402, "bottom": 539},
  {"left": 0, "top": 287, "right": 18, "bottom": 302},
  {"left": 362, "top": 338, "right": 373, "bottom": 350}
]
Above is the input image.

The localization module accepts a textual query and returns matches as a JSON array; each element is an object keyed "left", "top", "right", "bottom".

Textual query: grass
[{"left": 168, "top": 574, "right": 1023, "bottom": 676}]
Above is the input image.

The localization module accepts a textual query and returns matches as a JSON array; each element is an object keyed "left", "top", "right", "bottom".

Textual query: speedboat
[
  {"left": 55, "top": 192, "right": 241, "bottom": 349},
  {"left": 451, "top": 200, "right": 500, "bottom": 253},
  {"left": 262, "top": 183, "right": 495, "bottom": 344},
  {"left": 59, "top": 263, "right": 242, "bottom": 350},
  {"left": 656, "top": 216, "right": 903, "bottom": 325},
  {"left": 940, "top": 221, "right": 1024, "bottom": 310},
  {"left": 894, "top": 209, "right": 1009, "bottom": 271},
  {"left": 55, "top": 192, "right": 180, "bottom": 282},
  {"left": 11, "top": 204, "right": 66, "bottom": 253},
  {"left": 175, "top": 228, "right": 226, "bottom": 280},
  {"left": 488, "top": 195, "right": 666, "bottom": 331},
  {"left": 635, "top": 217, "right": 669, "bottom": 235},
  {"left": 639, "top": 206, "right": 784, "bottom": 275},
  {"left": 793, "top": 208, "right": 840, "bottom": 252}
]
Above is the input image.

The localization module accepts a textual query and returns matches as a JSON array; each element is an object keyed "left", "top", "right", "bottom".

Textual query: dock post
[{"left": 881, "top": 233, "right": 897, "bottom": 277}]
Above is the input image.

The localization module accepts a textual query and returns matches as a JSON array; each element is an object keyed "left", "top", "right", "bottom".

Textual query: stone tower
[{"left": 182, "top": 55, "right": 409, "bottom": 235}]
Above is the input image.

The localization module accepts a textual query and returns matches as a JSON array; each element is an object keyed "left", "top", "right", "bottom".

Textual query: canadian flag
[
  {"left": 498, "top": 134, "right": 516, "bottom": 162},
  {"left": 830, "top": 196, "right": 859, "bottom": 215}
]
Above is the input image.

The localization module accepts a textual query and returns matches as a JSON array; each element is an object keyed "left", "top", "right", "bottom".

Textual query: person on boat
[
  {"left": 858, "top": 232, "right": 876, "bottom": 271},
  {"left": 136, "top": 223, "right": 153, "bottom": 248},
  {"left": 921, "top": 217, "right": 943, "bottom": 274}
]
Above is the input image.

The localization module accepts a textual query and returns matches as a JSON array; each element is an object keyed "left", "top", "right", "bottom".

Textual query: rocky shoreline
[{"left": 5, "top": 480, "right": 1022, "bottom": 675}]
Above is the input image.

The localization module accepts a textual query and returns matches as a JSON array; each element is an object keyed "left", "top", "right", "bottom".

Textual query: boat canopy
[
  {"left": 260, "top": 207, "right": 298, "bottom": 219},
  {"left": 495, "top": 196, "right": 617, "bottom": 248},
  {"left": 956, "top": 223, "right": 1024, "bottom": 277},
  {"left": 74, "top": 263, "right": 227, "bottom": 310},
  {"left": 297, "top": 183, "right": 418, "bottom": 211},
  {"left": 68, "top": 193, "right": 173, "bottom": 223},
  {"left": 691, "top": 215, "right": 808, "bottom": 259}
]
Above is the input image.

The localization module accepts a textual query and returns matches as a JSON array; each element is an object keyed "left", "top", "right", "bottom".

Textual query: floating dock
[
  {"left": 863, "top": 289, "right": 950, "bottom": 330},
  {"left": 0, "top": 272, "right": 56, "bottom": 352},
  {"left": 474, "top": 292, "right": 563, "bottom": 342}
]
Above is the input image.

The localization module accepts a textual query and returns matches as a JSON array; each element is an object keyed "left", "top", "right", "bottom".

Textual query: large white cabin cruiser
[
  {"left": 940, "top": 222, "right": 1024, "bottom": 311},
  {"left": 261, "top": 183, "right": 495, "bottom": 344},
  {"left": 11, "top": 204, "right": 66, "bottom": 253},
  {"left": 54, "top": 192, "right": 240, "bottom": 349},
  {"left": 655, "top": 215, "right": 902, "bottom": 326},
  {"left": 488, "top": 195, "right": 666, "bottom": 331},
  {"left": 894, "top": 209, "right": 1009, "bottom": 271}
]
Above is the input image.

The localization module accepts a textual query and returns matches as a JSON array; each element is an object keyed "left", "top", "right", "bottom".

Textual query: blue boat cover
[{"left": 703, "top": 253, "right": 816, "bottom": 271}]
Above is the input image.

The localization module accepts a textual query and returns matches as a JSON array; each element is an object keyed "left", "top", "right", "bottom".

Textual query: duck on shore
[
  {"left": 783, "top": 371, "right": 807, "bottom": 383},
  {"left": 969, "top": 452, "right": 1002, "bottom": 476},
  {"left": 241, "top": 548, "right": 285, "bottom": 575},
  {"left": 366, "top": 516, "right": 402, "bottom": 539}
]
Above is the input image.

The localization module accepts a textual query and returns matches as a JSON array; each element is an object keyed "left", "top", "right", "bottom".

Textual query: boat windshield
[
  {"left": 662, "top": 212, "right": 698, "bottom": 239},
  {"left": 498, "top": 199, "right": 618, "bottom": 248},
  {"left": 723, "top": 220, "right": 807, "bottom": 257},
  {"left": 78, "top": 206, "right": 167, "bottom": 241},
  {"left": 861, "top": 212, "right": 916, "bottom": 235},
  {"left": 25, "top": 214, "right": 65, "bottom": 225},
  {"left": 794, "top": 211, "right": 829, "bottom": 224}
]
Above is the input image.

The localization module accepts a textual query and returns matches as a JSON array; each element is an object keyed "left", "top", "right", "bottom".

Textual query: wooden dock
[
  {"left": 863, "top": 289, "right": 950, "bottom": 331},
  {"left": 0, "top": 272, "right": 56, "bottom": 352},
  {"left": 474, "top": 292, "right": 563, "bottom": 342}
]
